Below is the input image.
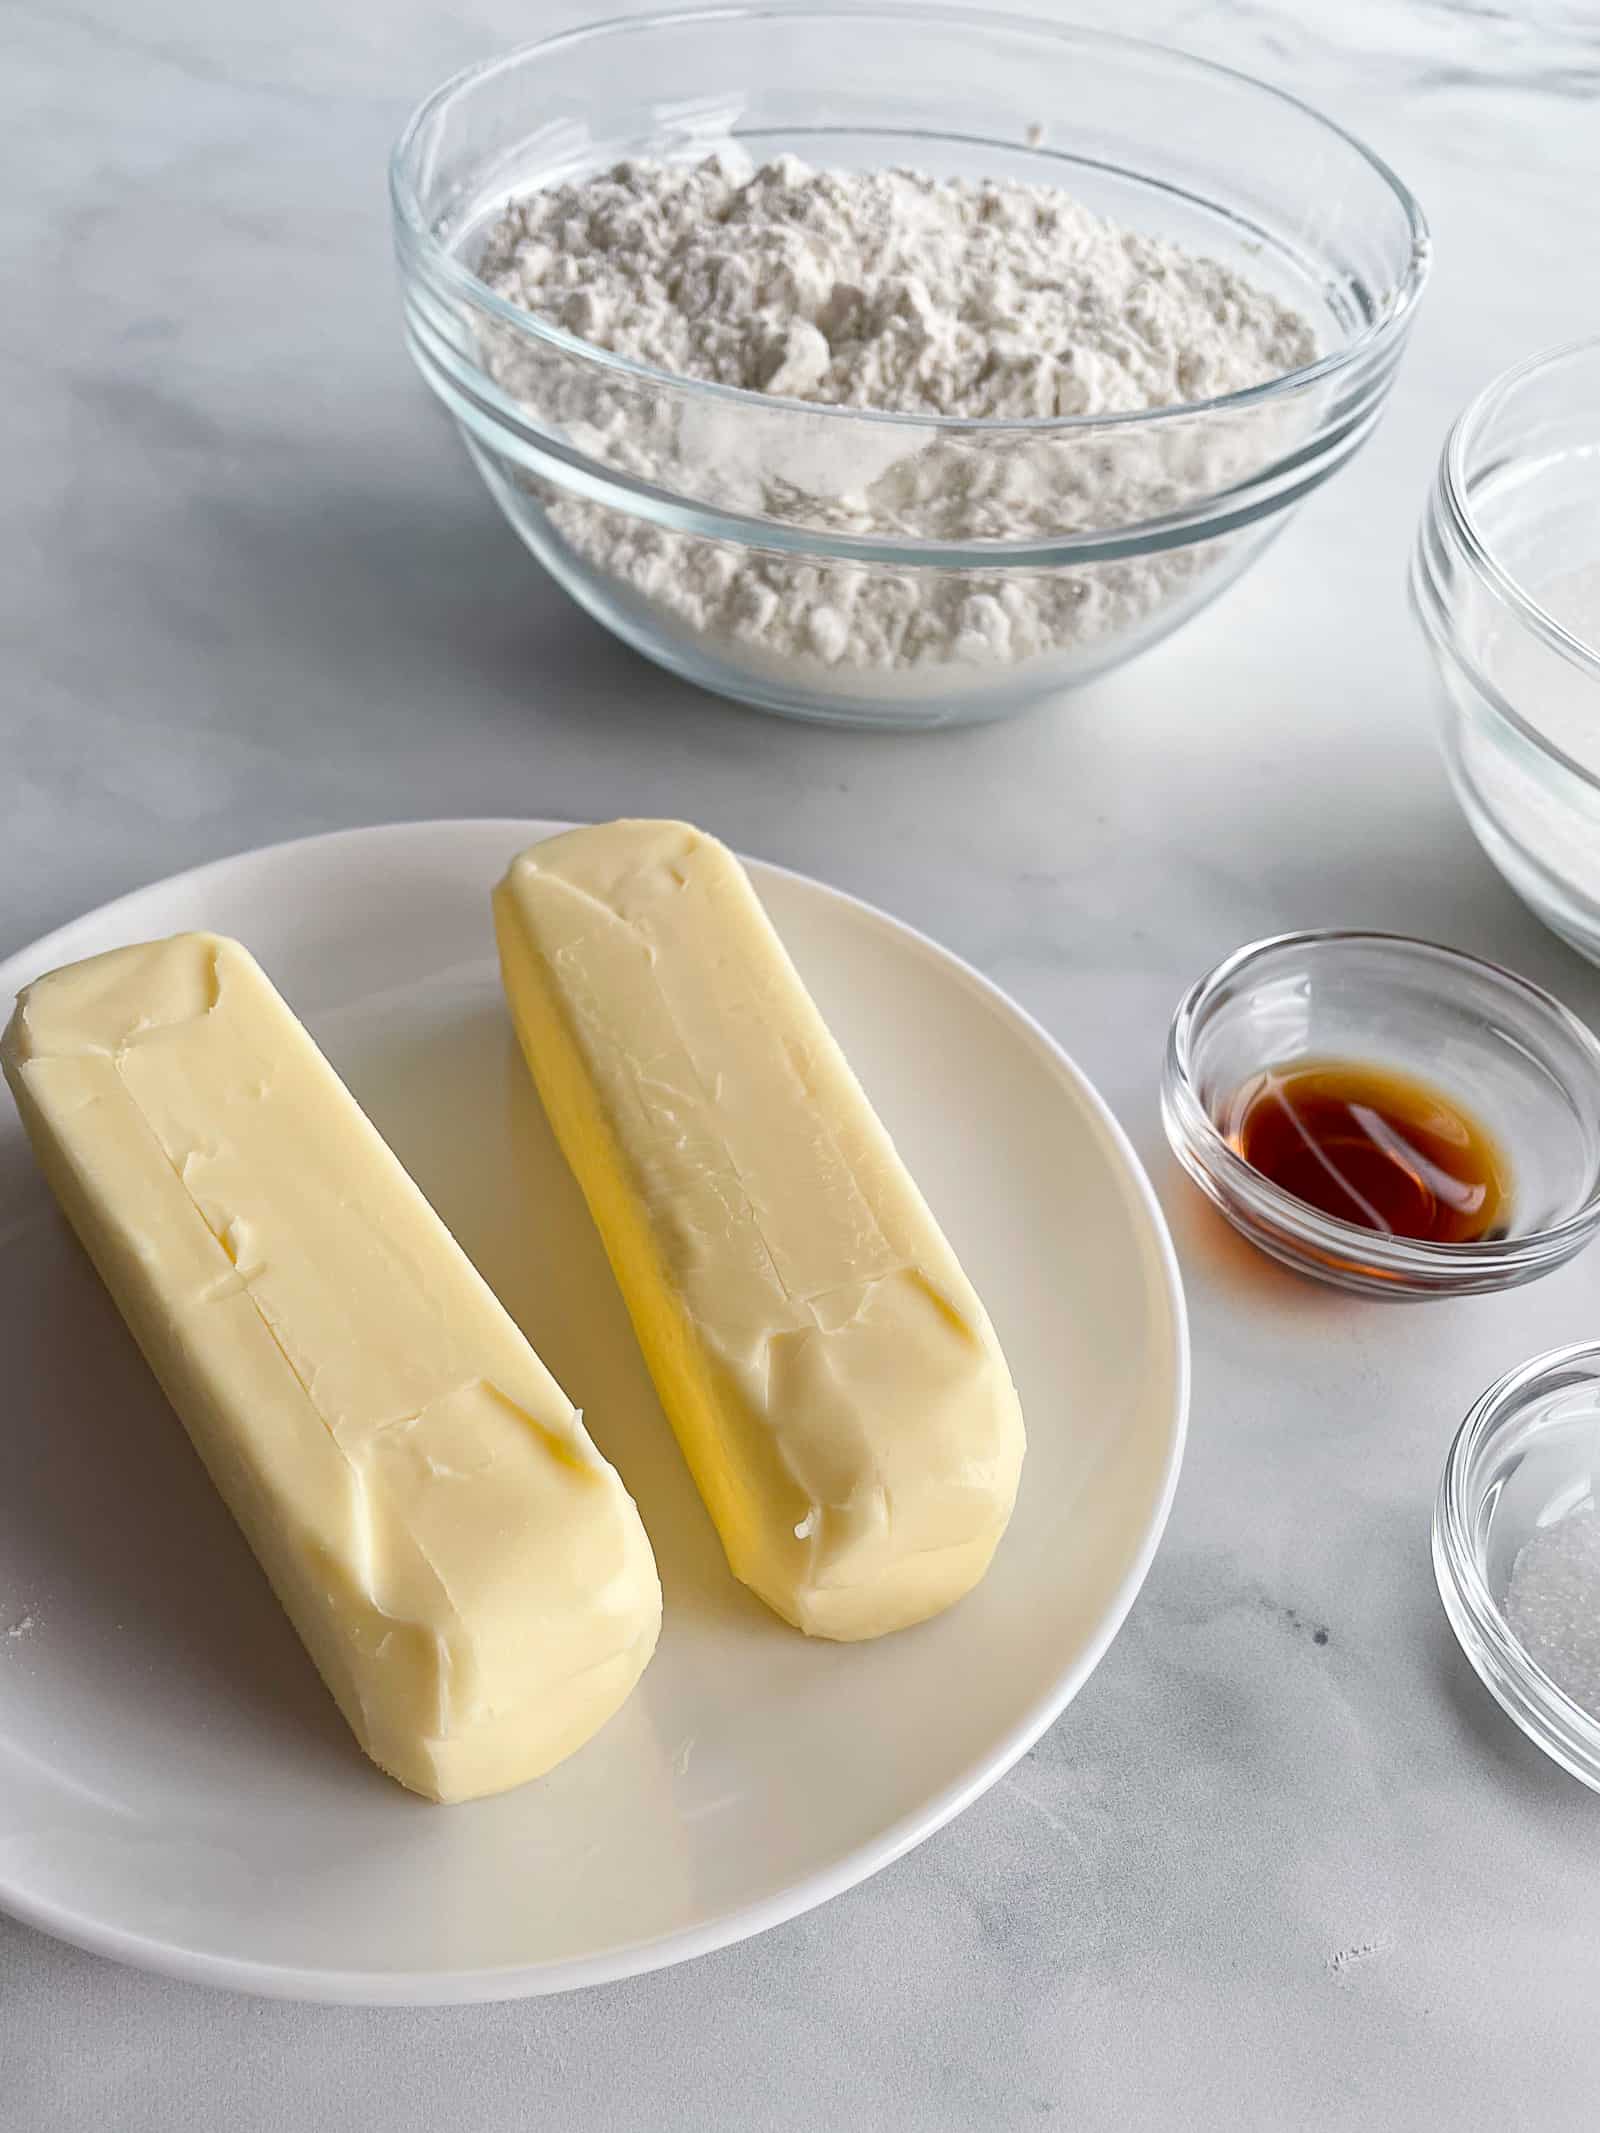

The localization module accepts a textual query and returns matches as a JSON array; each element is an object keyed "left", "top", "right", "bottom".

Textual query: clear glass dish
[
  {"left": 1162, "top": 930, "right": 1600, "bottom": 1297},
  {"left": 1435, "top": 1343, "right": 1600, "bottom": 1795},
  {"left": 390, "top": 3, "right": 1429, "bottom": 729},
  {"left": 1412, "top": 336, "right": 1600, "bottom": 964}
]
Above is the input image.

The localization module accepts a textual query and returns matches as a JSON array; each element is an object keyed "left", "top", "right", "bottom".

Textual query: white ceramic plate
[{"left": 0, "top": 820, "right": 1187, "bottom": 2003}]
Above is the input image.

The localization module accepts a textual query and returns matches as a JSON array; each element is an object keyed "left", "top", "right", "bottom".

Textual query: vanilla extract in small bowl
[
  {"left": 1221, "top": 1058, "right": 1512, "bottom": 1246},
  {"left": 1162, "top": 931, "right": 1600, "bottom": 1297}
]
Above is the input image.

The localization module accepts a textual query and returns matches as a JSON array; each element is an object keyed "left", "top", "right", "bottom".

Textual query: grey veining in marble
[{"left": 6, "top": 1, "right": 1600, "bottom": 2126}]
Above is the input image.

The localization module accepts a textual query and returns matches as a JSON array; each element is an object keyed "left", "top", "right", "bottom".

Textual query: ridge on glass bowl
[
  {"left": 1435, "top": 1342, "right": 1600, "bottom": 1795},
  {"left": 1161, "top": 930, "right": 1600, "bottom": 1298},
  {"left": 390, "top": 3, "right": 1429, "bottom": 729}
]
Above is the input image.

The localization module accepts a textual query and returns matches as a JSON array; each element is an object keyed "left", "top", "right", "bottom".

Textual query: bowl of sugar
[
  {"left": 1436, "top": 1341, "right": 1600, "bottom": 1793},
  {"left": 391, "top": 3, "right": 1429, "bottom": 728},
  {"left": 1413, "top": 336, "right": 1600, "bottom": 964}
]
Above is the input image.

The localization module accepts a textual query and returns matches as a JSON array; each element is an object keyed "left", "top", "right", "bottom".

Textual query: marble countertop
[{"left": 8, "top": 0, "right": 1600, "bottom": 2124}]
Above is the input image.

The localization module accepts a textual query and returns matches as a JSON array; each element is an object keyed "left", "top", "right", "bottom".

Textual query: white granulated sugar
[
  {"left": 477, "top": 155, "right": 1316, "bottom": 687},
  {"left": 1473, "top": 560, "right": 1600, "bottom": 909},
  {"left": 1505, "top": 1504, "right": 1600, "bottom": 1717}
]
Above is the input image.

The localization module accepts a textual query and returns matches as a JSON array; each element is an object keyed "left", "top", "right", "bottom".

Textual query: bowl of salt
[{"left": 1436, "top": 1341, "right": 1600, "bottom": 1792}]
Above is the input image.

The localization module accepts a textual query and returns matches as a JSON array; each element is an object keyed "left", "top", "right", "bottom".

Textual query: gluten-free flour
[{"left": 477, "top": 155, "right": 1317, "bottom": 693}]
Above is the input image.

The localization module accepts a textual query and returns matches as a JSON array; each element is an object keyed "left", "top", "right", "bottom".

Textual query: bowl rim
[
  {"left": 1439, "top": 334, "right": 1600, "bottom": 692},
  {"left": 1163, "top": 927, "right": 1600, "bottom": 1279},
  {"left": 389, "top": 0, "right": 1432, "bottom": 440},
  {"left": 1434, "top": 1339, "right": 1600, "bottom": 1793}
]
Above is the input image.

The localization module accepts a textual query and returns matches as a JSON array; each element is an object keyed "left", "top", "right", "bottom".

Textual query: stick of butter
[
  {"left": 493, "top": 822, "right": 1026, "bottom": 1641},
  {"left": 2, "top": 934, "right": 661, "bottom": 1803}
]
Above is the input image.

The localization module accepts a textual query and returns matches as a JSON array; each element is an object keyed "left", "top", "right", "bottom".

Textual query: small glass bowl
[
  {"left": 1162, "top": 930, "right": 1600, "bottom": 1297},
  {"left": 1435, "top": 1343, "right": 1600, "bottom": 1794},
  {"left": 1412, "top": 337, "right": 1600, "bottom": 965}
]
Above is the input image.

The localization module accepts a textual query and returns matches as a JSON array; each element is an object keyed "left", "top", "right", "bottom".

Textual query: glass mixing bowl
[
  {"left": 1412, "top": 337, "right": 1600, "bottom": 965},
  {"left": 391, "top": 3, "right": 1429, "bottom": 729}
]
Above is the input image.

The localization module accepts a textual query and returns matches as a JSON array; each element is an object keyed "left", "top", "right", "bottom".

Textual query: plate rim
[{"left": 0, "top": 817, "right": 1190, "bottom": 2003}]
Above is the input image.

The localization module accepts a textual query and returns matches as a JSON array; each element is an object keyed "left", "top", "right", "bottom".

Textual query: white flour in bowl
[{"left": 476, "top": 155, "right": 1317, "bottom": 691}]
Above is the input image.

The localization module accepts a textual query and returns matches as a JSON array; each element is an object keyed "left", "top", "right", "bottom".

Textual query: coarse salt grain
[{"left": 1504, "top": 1503, "right": 1600, "bottom": 1716}]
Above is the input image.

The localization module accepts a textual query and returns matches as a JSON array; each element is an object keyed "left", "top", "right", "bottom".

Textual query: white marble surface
[{"left": 7, "top": 0, "right": 1600, "bottom": 2123}]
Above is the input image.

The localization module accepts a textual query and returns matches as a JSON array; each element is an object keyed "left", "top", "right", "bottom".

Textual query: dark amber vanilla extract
[{"left": 1223, "top": 1059, "right": 1511, "bottom": 1244}]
